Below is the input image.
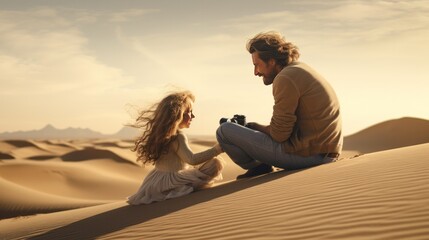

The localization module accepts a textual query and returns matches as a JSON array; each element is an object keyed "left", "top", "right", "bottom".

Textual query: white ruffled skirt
[{"left": 127, "top": 157, "right": 224, "bottom": 205}]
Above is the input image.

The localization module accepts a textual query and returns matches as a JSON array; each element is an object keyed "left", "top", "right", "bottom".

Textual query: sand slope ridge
[
  {"left": 0, "top": 139, "right": 79, "bottom": 160},
  {"left": 60, "top": 147, "right": 136, "bottom": 165},
  {"left": 0, "top": 139, "right": 147, "bottom": 220},
  {"left": 344, "top": 117, "right": 429, "bottom": 153},
  {"left": 0, "top": 177, "right": 109, "bottom": 219},
  {"left": 0, "top": 159, "right": 144, "bottom": 219},
  {"left": 1, "top": 143, "right": 428, "bottom": 239}
]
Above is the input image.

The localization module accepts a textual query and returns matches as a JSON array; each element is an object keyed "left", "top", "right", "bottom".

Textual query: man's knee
[{"left": 216, "top": 122, "right": 237, "bottom": 142}]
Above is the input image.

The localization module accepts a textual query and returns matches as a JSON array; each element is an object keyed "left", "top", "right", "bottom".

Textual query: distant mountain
[
  {"left": 110, "top": 126, "right": 140, "bottom": 140},
  {"left": 0, "top": 124, "right": 140, "bottom": 140},
  {"left": 343, "top": 117, "right": 429, "bottom": 153},
  {"left": 2, "top": 117, "right": 429, "bottom": 145}
]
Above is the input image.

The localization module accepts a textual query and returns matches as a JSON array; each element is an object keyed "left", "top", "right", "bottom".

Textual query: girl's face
[{"left": 179, "top": 99, "right": 195, "bottom": 129}]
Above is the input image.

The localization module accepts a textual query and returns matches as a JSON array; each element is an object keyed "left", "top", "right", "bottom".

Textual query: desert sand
[{"left": 1, "top": 118, "right": 429, "bottom": 239}]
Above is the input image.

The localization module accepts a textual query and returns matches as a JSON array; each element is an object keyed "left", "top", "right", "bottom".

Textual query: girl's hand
[{"left": 214, "top": 143, "right": 224, "bottom": 154}]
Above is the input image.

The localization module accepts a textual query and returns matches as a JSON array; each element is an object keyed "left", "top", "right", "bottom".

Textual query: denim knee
[{"left": 216, "top": 122, "right": 231, "bottom": 143}]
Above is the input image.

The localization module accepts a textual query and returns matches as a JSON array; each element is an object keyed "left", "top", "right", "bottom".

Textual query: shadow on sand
[{"left": 29, "top": 169, "right": 301, "bottom": 240}]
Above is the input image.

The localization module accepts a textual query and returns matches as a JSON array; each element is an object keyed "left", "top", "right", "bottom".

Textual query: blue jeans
[{"left": 216, "top": 122, "right": 335, "bottom": 170}]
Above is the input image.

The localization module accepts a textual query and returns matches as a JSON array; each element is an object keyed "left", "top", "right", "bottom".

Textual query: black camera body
[{"left": 219, "top": 114, "right": 247, "bottom": 126}]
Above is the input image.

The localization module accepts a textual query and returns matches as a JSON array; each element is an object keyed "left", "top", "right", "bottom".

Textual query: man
[{"left": 216, "top": 31, "right": 343, "bottom": 179}]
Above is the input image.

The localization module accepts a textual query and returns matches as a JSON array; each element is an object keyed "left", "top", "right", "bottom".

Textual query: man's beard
[{"left": 263, "top": 71, "right": 277, "bottom": 85}]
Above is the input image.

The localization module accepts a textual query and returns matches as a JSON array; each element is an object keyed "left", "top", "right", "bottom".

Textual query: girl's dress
[{"left": 127, "top": 132, "right": 224, "bottom": 205}]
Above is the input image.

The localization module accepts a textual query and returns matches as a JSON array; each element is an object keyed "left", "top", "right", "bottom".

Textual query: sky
[{"left": 0, "top": 0, "right": 428, "bottom": 137}]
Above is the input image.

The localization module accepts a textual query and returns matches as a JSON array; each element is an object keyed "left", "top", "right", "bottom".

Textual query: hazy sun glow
[{"left": 1, "top": 0, "right": 428, "bottom": 136}]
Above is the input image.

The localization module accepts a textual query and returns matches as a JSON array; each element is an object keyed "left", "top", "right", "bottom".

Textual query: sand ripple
[{"left": 0, "top": 139, "right": 428, "bottom": 239}]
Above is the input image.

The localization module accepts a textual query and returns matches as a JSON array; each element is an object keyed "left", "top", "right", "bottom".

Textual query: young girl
[{"left": 127, "top": 91, "right": 224, "bottom": 205}]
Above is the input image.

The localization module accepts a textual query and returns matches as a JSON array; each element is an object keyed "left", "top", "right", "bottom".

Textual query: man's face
[{"left": 251, "top": 52, "right": 278, "bottom": 86}]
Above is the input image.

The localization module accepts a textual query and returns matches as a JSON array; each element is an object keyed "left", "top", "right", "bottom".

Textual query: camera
[{"left": 219, "top": 114, "right": 247, "bottom": 127}]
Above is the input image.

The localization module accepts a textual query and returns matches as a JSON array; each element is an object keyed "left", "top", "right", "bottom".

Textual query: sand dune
[
  {"left": 92, "top": 139, "right": 135, "bottom": 148},
  {"left": 0, "top": 139, "right": 78, "bottom": 160},
  {"left": 0, "top": 159, "right": 145, "bottom": 219},
  {"left": 61, "top": 147, "right": 135, "bottom": 165},
  {"left": 0, "top": 152, "right": 14, "bottom": 160},
  {"left": 1, "top": 118, "right": 429, "bottom": 239},
  {"left": 1, "top": 140, "right": 41, "bottom": 148},
  {"left": 0, "top": 160, "right": 140, "bottom": 198},
  {"left": 344, "top": 117, "right": 429, "bottom": 153},
  {"left": 0, "top": 139, "right": 147, "bottom": 220},
  {"left": 1, "top": 143, "right": 428, "bottom": 239},
  {"left": 0, "top": 177, "right": 108, "bottom": 219}
]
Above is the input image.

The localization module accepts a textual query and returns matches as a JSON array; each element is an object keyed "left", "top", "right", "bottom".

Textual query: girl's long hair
[{"left": 132, "top": 91, "right": 195, "bottom": 165}]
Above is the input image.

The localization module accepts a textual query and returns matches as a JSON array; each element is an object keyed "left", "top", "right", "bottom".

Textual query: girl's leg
[{"left": 198, "top": 157, "right": 224, "bottom": 178}]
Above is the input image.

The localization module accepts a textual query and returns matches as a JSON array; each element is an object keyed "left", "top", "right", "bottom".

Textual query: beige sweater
[
  {"left": 154, "top": 132, "right": 222, "bottom": 172},
  {"left": 270, "top": 62, "right": 343, "bottom": 156}
]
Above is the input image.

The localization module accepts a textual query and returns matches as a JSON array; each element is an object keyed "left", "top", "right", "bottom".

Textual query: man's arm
[
  {"left": 270, "top": 76, "right": 299, "bottom": 142},
  {"left": 246, "top": 122, "right": 271, "bottom": 136}
]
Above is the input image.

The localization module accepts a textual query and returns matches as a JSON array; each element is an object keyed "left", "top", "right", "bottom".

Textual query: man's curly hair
[{"left": 247, "top": 31, "right": 300, "bottom": 67}]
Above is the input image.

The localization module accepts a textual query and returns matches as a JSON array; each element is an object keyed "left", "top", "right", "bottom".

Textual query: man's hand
[{"left": 246, "top": 122, "right": 271, "bottom": 136}]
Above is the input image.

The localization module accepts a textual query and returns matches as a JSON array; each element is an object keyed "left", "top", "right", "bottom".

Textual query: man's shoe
[{"left": 236, "top": 163, "right": 274, "bottom": 179}]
